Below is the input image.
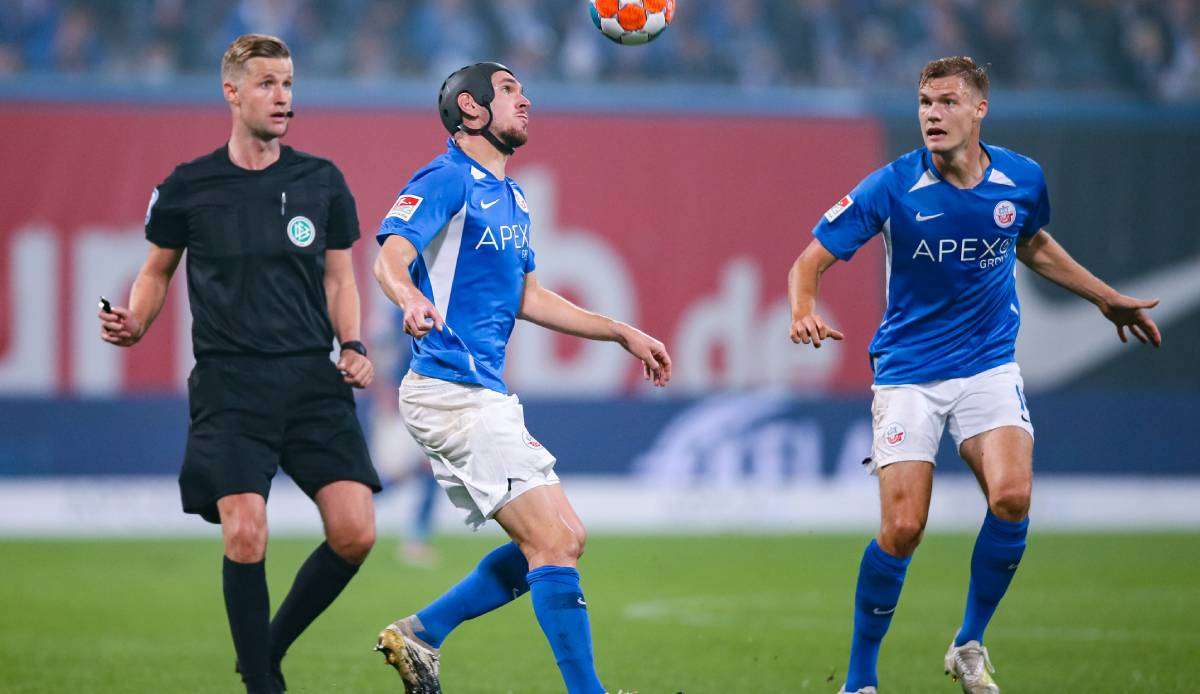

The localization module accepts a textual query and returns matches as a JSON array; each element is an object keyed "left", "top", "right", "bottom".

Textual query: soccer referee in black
[{"left": 98, "top": 34, "right": 381, "bottom": 694}]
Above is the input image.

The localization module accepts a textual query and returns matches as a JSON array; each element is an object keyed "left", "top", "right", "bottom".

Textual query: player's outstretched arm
[
  {"left": 98, "top": 245, "right": 183, "bottom": 347},
  {"left": 518, "top": 272, "right": 671, "bottom": 387},
  {"left": 1017, "top": 230, "right": 1162, "bottom": 346},
  {"left": 373, "top": 235, "right": 444, "bottom": 338},
  {"left": 325, "top": 248, "right": 374, "bottom": 388},
  {"left": 788, "top": 238, "right": 845, "bottom": 349}
]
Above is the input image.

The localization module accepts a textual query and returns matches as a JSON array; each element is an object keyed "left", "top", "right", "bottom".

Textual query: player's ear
[
  {"left": 223, "top": 79, "right": 239, "bottom": 106},
  {"left": 457, "top": 91, "right": 482, "bottom": 124},
  {"left": 976, "top": 96, "right": 988, "bottom": 121}
]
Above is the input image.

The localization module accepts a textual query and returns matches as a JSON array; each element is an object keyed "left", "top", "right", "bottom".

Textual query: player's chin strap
[{"left": 459, "top": 109, "right": 514, "bottom": 156}]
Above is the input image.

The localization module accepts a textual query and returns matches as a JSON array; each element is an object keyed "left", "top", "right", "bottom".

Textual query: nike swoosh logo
[
  {"left": 1016, "top": 252, "right": 1200, "bottom": 390},
  {"left": 915, "top": 212, "right": 944, "bottom": 221},
  {"left": 577, "top": 597, "right": 588, "bottom": 607},
  {"left": 1020, "top": 413, "right": 1031, "bottom": 423},
  {"left": 872, "top": 606, "right": 896, "bottom": 615},
  {"left": 480, "top": 198, "right": 501, "bottom": 209}
]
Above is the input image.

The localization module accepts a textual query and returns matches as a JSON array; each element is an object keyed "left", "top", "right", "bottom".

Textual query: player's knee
[
  {"left": 328, "top": 521, "right": 376, "bottom": 565},
  {"left": 988, "top": 486, "right": 1031, "bottom": 521},
  {"left": 223, "top": 518, "right": 268, "bottom": 563},
  {"left": 520, "top": 529, "right": 583, "bottom": 568},
  {"left": 574, "top": 526, "right": 588, "bottom": 559},
  {"left": 880, "top": 516, "right": 925, "bottom": 556}
]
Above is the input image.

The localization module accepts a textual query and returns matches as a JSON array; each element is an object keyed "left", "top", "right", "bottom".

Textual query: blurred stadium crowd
[{"left": 1, "top": 0, "right": 1198, "bottom": 101}]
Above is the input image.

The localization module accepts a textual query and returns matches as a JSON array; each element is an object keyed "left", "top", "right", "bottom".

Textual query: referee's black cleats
[
  {"left": 375, "top": 616, "right": 442, "bottom": 694},
  {"left": 234, "top": 659, "right": 286, "bottom": 693}
]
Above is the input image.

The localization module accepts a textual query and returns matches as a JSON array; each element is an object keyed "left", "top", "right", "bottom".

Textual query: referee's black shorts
[{"left": 179, "top": 353, "right": 381, "bottom": 524}]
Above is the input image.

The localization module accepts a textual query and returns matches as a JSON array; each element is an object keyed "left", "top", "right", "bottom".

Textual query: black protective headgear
[{"left": 438, "top": 61, "right": 517, "bottom": 155}]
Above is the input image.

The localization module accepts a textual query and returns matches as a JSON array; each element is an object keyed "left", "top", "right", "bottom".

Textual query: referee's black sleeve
[
  {"left": 326, "top": 166, "right": 360, "bottom": 250},
  {"left": 144, "top": 172, "right": 189, "bottom": 249}
]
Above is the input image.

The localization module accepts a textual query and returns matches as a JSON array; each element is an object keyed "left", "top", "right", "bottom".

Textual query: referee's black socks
[
  {"left": 269, "top": 541, "right": 360, "bottom": 665},
  {"left": 223, "top": 557, "right": 275, "bottom": 694}
]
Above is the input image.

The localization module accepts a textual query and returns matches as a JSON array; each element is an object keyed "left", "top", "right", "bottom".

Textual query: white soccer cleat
[
  {"left": 837, "top": 686, "right": 877, "bottom": 693},
  {"left": 376, "top": 616, "right": 442, "bottom": 694},
  {"left": 944, "top": 639, "right": 1000, "bottom": 693}
]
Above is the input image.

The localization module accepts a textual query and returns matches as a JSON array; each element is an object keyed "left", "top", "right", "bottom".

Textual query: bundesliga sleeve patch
[
  {"left": 823, "top": 195, "right": 854, "bottom": 223},
  {"left": 386, "top": 194, "right": 423, "bottom": 222}
]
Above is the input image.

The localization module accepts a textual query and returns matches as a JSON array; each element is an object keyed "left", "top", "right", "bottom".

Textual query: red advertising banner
[{"left": 0, "top": 104, "right": 883, "bottom": 395}]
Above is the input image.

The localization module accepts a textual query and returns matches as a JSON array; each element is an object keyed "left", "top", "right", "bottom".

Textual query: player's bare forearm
[
  {"left": 373, "top": 236, "right": 423, "bottom": 309},
  {"left": 788, "top": 239, "right": 844, "bottom": 347},
  {"left": 519, "top": 272, "right": 671, "bottom": 385},
  {"left": 1018, "top": 229, "right": 1162, "bottom": 346},
  {"left": 100, "top": 246, "right": 180, "bottom": 346},
  {"left": 1017, "top": 230, "right": 1116, "bottom": 307},
  {"left": 518, "top": 279, "right": 617, "bottom": 340},
  {"left": 324, "top": 249, "right": 362, "bottom": 343},
  {"left": 374, "top": 235, "right": 443, "bottom": 337}
]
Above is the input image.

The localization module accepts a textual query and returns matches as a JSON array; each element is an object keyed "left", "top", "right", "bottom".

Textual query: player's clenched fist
[
  {"left": 790, "top": 313, "right": 844, "bottom": 348},
  {"left": 98, "top": 304, "right": 144, "bottom": 348},
  {"left": 337, "top": 349, "right": 374, "bottom": 388},
  {"left": 402, "top": 293, "right": 444, "bottom": 338}
]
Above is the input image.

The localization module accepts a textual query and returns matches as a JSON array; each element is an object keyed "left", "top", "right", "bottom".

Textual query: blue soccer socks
[
  {"left": 956, "top": 511, "right": 1029, "bottom": 646},
  {"left": 528, "top": 565, "right": 605, "bottom": 694},
  {"left": 414, "top": 542, "right": 529, "bottom": 648},
  {"left": 845, "top": 539, "right": 911, "bottom": 692}
]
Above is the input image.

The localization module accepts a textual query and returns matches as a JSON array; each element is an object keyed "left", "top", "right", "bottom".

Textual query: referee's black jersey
[{"left": 146, "top": 144, "right": 359, "bottom": 358}]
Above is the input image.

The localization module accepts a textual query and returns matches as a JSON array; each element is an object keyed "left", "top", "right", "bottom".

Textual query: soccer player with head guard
[
  {"left": 788, "top": 56, "right": 1161, "bottom": 694},
  {"left": 98, "top": 34, "right": 381, "bottom": 694},
  {"left": 372, "top": 62, "right": 672, "bottom": 694}
]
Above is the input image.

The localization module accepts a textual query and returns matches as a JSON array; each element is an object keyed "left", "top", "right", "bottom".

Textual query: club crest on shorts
[
  {"left": 287, "top": 216, "right": 315, "bottom": 247},
  {"left": 884, "top": 422, "right": 906, "bottom": 446},
  {"left": 993, "top": 200, "right": 1016, "bottom": 228},
  {"left": 521, "top": 430, "right": 543, "bottom": 449}
]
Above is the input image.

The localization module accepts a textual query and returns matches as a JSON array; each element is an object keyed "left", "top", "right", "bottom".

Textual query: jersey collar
[
  {"left": 220, "top": 143, "right": 294, "bottom": 174},
  {"left": 446, "top": 137, "right": 504, "bottom": 183},
  {"left": 921, "top": 141, "right": 996, "bottom": 191}
]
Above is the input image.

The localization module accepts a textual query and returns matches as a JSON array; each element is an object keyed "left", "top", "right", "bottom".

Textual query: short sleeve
[
  {"left": 144, "top": 172, "right": 189, "bottom": 249},
  {"left": 811, "top": 167, "right": 892, "bottom": 262},
  {"left": 523, "top": 244, "right": 536, "bottom": 273},
  {"left": 376, "top": 164, "right": 468, "bottom": 253},
  {"left": 1020, "top": 167, "right": 1051, "bottom": 239},
  {"left": 326, "top": 165, "right": 361, "bottom": 249}
]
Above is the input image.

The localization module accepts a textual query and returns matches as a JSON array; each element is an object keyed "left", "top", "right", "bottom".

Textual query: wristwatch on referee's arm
[{"left": 340, "top": 340, "right": 368, "bottom": 357}]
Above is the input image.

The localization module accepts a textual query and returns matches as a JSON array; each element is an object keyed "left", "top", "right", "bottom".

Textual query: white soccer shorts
[
  {"left": 867, "top": 362, "right": 1034, "bottom": 473},
  {"left": 398, "top": 371, "right": 558, "bottom": 528}
]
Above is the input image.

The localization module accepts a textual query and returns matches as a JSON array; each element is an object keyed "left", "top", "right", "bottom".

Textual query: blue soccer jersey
[
  {"left": 377, "top": 138, "right": 536, "bottom": 394},
  {"left": 813, "top": 143, "right": 1051, "bottom": 385}
]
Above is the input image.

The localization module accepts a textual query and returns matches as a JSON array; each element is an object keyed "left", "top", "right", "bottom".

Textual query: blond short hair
[
  {"left": 221, "top": 34, "right": 290, "bottom": 83},
  {"left": 920, "top": 56, "right": 989, "bottom": 98}
]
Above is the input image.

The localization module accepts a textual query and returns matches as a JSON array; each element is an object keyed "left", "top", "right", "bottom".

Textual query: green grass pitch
[{"left": 2, "top": 533, "right": 1197, "bottom": 692}]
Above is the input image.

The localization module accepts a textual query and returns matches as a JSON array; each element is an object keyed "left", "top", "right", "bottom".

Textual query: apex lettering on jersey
[
  {"left": 475, "top": 224, "right": 530, "bottom": 251},
  {"left": 911, "top": 236, "right": 1011, "bottom": 268}
]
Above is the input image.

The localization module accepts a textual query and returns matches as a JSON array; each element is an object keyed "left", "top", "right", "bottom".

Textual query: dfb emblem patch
[
  {"left": 287, "top": 216, "right": 315, "bottom": 247},
  {"left": 884, "top": 422, "right": 906, "bottom": 446},
  {"left": 387, "top": 194, "right": 423, "bottom": 222},
  {"left": 993, "top": 200, "right": 1016, "bottom": 228}
]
